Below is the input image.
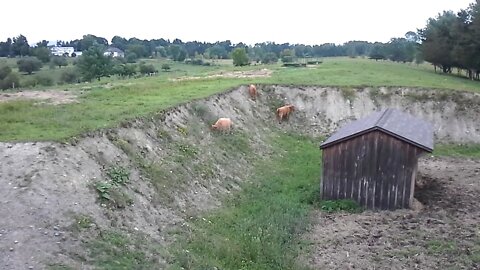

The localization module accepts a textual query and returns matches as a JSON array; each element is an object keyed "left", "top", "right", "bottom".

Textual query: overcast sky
[{"left": 0, "top": 0, "right": 474, "bottom": 45}]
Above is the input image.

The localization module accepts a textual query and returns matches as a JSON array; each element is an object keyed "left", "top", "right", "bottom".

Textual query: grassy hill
[{"left": 1, "top": 57, "right": 480, "bottom": 142}]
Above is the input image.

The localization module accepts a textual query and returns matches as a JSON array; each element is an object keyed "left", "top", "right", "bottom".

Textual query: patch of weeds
[
  {"left": 95, "top": 181, "right": 114, "bottom": 201},
  {"left": 191, "top": 103, "right": 214, "bottom": 122},
  {"left": 340, "top": 87, "right": 356, "bottom": 103},
  {"left": 267, "top": 96, "right": 286, "bottom": 113},
  {"left": 156, "top": 129, "right": 172, "bottom": 140},
  {"left": 93, "top": 166, "right": 132, "bottom": 209},
  {"left": 319, "top": 199, "right": 362, "bottom": 213},
  {"left": 113, "top": 138, "right": 137, "bottom": 158},
  {"left": 87, "top": 231, "right": 160, "bottom": 269},
  {"left": 427, "top": 240, "right": 457, "bottom": 254},
  {"left": 404, "top": 91, "right": 430, "bottom": 102},
  {"left": 470, "top": 244, "right": 480, "bottom": 263},
  {"left": 71, "top": 214, "right": 95, "bottom": 232},
  {"left": 215, "top": 131, "right": 251, "bottom": 156},
  {"left": 194, "top": 163, "right": 215, "bottom": 179},
  {"left": 368, "top": 87, "right": 381, "bottom": 100},
  {"left": 141, "top": 162, "right": 187, "bottom": 205},
  {"left": 175, "top": 143, "right": 198, "bottom": 162},
  {"left": 107, "top": 166, "right": 130, "bottom": 185},
  {"left": 177, "top": 126, "right": 188, "bottom": 136}
]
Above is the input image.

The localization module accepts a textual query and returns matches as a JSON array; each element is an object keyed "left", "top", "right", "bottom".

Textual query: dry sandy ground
[
  {"left": 304, "top": 156, "right": 480, "bottom": 270},
  {"left": 170, "top": 68, "right": 272, "bottom": 81},
  {"left": 0, "top": 90, "right": 78, "bottom": 105}
]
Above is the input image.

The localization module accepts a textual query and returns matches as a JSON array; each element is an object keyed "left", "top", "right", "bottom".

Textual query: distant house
[
  {"left": 50, "top": 46, "right": 75, "bottom": 57},
  {"left": 320, "top": 108, "right": 433, "bottom": 210},
  {"left": 104, "top": 47, "right": 125, "bottom": 58}
]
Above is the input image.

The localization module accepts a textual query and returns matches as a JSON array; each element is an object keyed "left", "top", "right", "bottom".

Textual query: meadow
[{"left": 2, "top": 57, "right": 480, "bottom": 142}]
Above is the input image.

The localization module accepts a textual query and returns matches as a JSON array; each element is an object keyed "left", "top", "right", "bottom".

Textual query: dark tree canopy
[
  {"left": 231, "top": 48, "right": 249, "bottom": 66},
  {"left": 76, "top": 45, "right": 113, "bottom": 81}
]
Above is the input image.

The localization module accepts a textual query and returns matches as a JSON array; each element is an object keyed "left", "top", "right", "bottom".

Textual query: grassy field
[
  {"left": 169, "top": 133, "right": 320, "bottom": 270},
  {"left": 2, "top": 57, "right": 480, "bottom": 142},
  {"left": 434, "top": 144, "right": 480, "bottom": 159}
]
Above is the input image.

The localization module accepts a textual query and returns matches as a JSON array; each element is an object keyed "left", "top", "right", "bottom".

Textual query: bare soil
[
  {"left": 170, "top": 68, "right": 272, "bottom": 81},
  {"left": 0, "top": 90, "right": 78, "bottom": 105},
  {"left": 0, "top": 85, "right": 479, "bottom": 269},
  {"left": 304, "top": 156, "right": 480, "bottom": 270}
]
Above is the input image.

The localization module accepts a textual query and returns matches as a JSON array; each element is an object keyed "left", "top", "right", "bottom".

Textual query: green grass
[
  {"left": 266, "top": 57, "right": 480, "bottom": 91},
  {"left": 2, "top": 57, "right": 480, "bottom": 142},
  {"left": 433, "top": 144, "right": 480, "bottom": 159},
  {"left": 426, "top": 240, "right": 457, "bottom": 254},
  {"left": 87, "top": 231, "right": 162, "bottom": 269},
  {"left": 319, "top": 199, "right": 362, "bottom": 213},
  {"left": 169, "top": 133, "right": 320, "bottom": 270}
]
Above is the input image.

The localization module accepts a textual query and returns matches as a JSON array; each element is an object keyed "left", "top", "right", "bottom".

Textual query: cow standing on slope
[
  {"left": 211, "top": 117, "right": 233, "bottom": 133},
  {"left": 276, "top": 105, "right": 295, "bottom": 123},
  {"left": 248, "top": 84, "right": 257, "bottom": 100}
]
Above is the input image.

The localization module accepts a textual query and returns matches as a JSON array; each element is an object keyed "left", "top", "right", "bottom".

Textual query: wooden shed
[{"left": 320, "top": 108, "right": 433, "bottom": 210}]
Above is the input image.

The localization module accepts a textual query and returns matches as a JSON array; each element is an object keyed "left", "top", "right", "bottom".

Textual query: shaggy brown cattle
[
  {"left": 248, "top": 84, "right": 257, "bottom": 100},
  {"left": 276, "top": 105, "right": 295, "bottom": 122},
  {"left": 211, "top": 118, "right": 233, "bottom": 132}
]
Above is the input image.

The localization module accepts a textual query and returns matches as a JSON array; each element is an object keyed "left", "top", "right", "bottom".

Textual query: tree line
[
  {"left": 419, "top": 0, "right": 480, "bottom": 79},
  {"left": 0, "top": 33, "right": 420, "bottom": 64}
]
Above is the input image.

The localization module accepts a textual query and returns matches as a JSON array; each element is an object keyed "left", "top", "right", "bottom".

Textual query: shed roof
[{"left": 320, "top": 108, "right": 433, "bottom": 152}]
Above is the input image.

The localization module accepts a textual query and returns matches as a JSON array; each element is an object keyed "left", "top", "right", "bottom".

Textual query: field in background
[{"left": 1, "top": 57, "right": 480, "bottom": 142}]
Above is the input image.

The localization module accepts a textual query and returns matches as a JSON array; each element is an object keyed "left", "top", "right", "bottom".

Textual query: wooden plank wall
[{"left": 321, "top": 131, "right": 423, "bottom": 210}]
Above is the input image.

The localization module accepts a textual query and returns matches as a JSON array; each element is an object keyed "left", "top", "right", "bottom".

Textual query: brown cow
[
  {"left": 211, "top": 117, "right": 233, "bottom": 132},
  {"left": 276, "top": 105, "right": 295, "bottom": 122},
  {"left": 248, "top": 84, "right": 257, "bottom": 100}
]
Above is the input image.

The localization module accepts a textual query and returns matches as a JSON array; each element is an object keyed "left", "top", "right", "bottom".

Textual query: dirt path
[
  {"left": 0, "top": 90, "right": 78, "bottom": 105},
  {"left": 304, "top": 156, "right": 480, "bottom": 270}
]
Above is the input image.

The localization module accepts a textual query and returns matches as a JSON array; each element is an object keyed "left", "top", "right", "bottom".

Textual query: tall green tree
[
  {"left": 231, "top": 47, "right": 249, "bottom": 66},
  {"left": 420, "top": 11, "right": 457, "bottom": 73},
  {"left": 32, "top": 47, "right": 51, "bottom": 63},
  {"left": 12, "top": 35, "right": 30, "bottom": 56},
  {"left": 51, "top": 56, "right": 68, "bottom": 68},
  {"left": 76, "top": 45, "right": 112, "bottom": 81},
  {"left": 168, "top": 44, "right": 187, "bottom": 61}
]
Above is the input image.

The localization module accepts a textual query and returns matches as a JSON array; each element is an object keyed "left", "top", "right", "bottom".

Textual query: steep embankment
[{"left": 1, "top": 85, "right": 479, "bottom": 269}]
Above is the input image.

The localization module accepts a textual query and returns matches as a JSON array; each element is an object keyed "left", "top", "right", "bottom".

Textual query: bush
[
  {"left": 261, "top": 52, "right": 278, "bottom": 64},
  {"left": 34, "top": 73, "right": 54, "bottom": 86},
  {"left": 126, "top": 52, "right": 138, "bottom": 63},
  {"left": 50, "top": 56, "right": 68, "bottom": 68},
  {"left": 231, "top": 47, "right": 249, "bottom": 66},
  {"left": 161, "top": 63, "right": 171, "bottom": 71},
  {"left": 60, "top": 69, "right": 80, "bottom": 84},
  {"left": 139, "top": 63, "right": 157, "bottom": 75},
  {"left": 0, "top": 72, "right": 20, "bottom": 90},
  {"left": 17, "top": 57, "right": 43, "bottom": 74},
  {"left": 0, "top": 65, "right": 12, "bottom": 80}
]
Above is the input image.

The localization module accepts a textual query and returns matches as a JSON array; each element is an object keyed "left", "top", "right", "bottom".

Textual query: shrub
[
  {"left": 161, "top": 63, "right": 171, "bottom": 71},
  {"left": 139, "top": 63, "right": 157, "bottom": 75},
  {"left": 126, "top": 52, "right": 138, "bottom": 63},
  {"left": 0, "top": 72, "right": 20, "bottom": 90},
  {"left": 34, "top": 73, "right": 54, "bottom": 86},
  {"left": 17, "top": 57, "right": 43, "bottom": 74},
  {"left": 261, "top": 52, "right": 278, "bottom": 64},
  {"left": 60, "top": 69, "right": 80, "bottom": 84}
]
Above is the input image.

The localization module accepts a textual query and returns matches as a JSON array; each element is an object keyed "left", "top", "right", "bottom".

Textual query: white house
[
  {"left": 50, "top": 46, "right": 75, "bottom": 56},
  {"left": 104, "top": 47, "right": 125, "bottom": 58}
]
